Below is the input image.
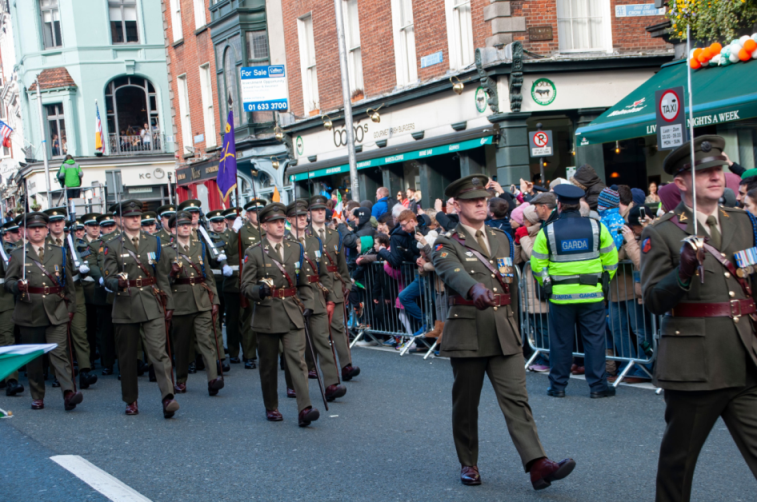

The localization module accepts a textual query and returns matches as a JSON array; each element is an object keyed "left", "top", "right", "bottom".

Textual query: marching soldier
[
  {"left": 0, "top": 219, "right": 22, "bottom": 396},
  {"left": 102, "top": 200, "right": 179, "bottom": 418},
  {"left": 241, "top": 203, "right": 320, "bottom": 427},
  {"left": 45, "top": 207, "right": 97, "bottom": 390},
  {"left": 165, "top": 211, "right": 224, "bottom": 395},
  {"left": 5, "top": 212, "right": 82, "bottom": 411},
  {"left": 73, "top": 220, "right": 85, "bottom": 241},
  {"left": 96, "top": 213, "right": 118, "bottom": 374},
  {"left": 141, "top": 211, "right": 158, "bottom": 234},
  {"left": 206, "top": 209, "right": 229, "bottom": 370},
  {"left": 3, "top": 220, "right": 21, "bottom": 250},
  {"left": 156, "top": 204, "right": 176, "bottom": 244},
  {"left": 239, "top": 199, "right": 267, "bottom": 368},
  {"left": 285, "top": 200, "right": 346, "bottom": 401},
  {"left": 641, "top": 136, "right": 757, "bottom": 502},
  {"left": 81, "top": 213, "right": 103, "bottom": 373},
  {"left": 177, "top": 199, "right": 202, "bottom": 240},
  {"left": 432, "top": 175, "right": 574, "bottom": 488},
  {"left": 308, "top": 195, "right": 360, "bottom": 381}
]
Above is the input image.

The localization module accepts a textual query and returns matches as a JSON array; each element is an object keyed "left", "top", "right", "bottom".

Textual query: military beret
[
  {"left": 444, "top": 175, "right": 491, "bottom": 200},
  {"left": 663, "top": 135, "right": 729, "bottom": 176}
]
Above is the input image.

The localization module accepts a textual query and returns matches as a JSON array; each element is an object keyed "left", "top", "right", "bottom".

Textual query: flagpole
[{"left": 35, "top": 76, "right": 51, "bottom": 210}]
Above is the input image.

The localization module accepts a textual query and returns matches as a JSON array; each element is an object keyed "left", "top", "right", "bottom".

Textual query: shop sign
[
  {"left": 529, "top": 130, "right": 553, "bottom": 157},
  {"left": 531, "top": 78, "right": 556, "bottom": 106},
  {"left": 296, "top": 136, "right": 304, "bottom": 156},
  {"left": 176, "top": 162, "right": 220, "bottom": 185},
  {"left": 615, "top": 4, "right": 665, "bottom": 17},
  {"left": 240, "top": 66, "right": 289, "bottom": 112},
  {"left": 528, "top": 26, "right": 553, "bottom": 41},
  {"left": 655, "top": 86, "right": 686, "bottom": 150},
  {"left": 333, "top": 122, "right": 369, "bottom": 147},
  {"left": 608, "top": 97, "right": 647, "bottom": 117},
  {"left": 475, "top": 87, "right": 487, "bottom": 113}
]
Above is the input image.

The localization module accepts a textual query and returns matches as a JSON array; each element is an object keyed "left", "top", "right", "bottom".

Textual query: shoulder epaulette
[{"left": 653, "top": 212, "right": 676, "bottom": 226}]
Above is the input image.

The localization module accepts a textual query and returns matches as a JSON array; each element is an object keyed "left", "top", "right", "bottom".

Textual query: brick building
[{"left": 280, "top": 0, "right": 675, "bottom": 202}]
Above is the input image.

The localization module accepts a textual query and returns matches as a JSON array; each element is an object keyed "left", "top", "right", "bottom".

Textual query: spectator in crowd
[
  {"left": 391, "top": 202, "right": 406, "bottom": 227},
  {"left": 737, "top": 170, "right": 757, "bottom": 206},
  {"left": 631, "top": 188, "right": 646, "bottom": 209},
  {"left": 379, "top": 209, "right": 421, "bottom": 270},
  {"left": 485, "top": 197, "right": 512, "bottom": 237},
  {"left": 57, "top": 154, "right": 83, "bottom": 199},
  {"left": 570, "top": 164, "right": 606, "bottom": 210},
  {"left": 340, "top": 206, "right": 376, "bottom": 271},
  {"left": 530, "top": 192, "right": 557, "bottom": 224},
  {"left": 659, "top": 182, "right": 682, "bottom": 213},
  {"left": 404, "top": 188, "right": 419, "bottom": 213},
  {"left": 434, "top": 198, "right": 459, "bottom": 232},
  {"left": 645, "top": 181, "right": 660, "bottom": 203},
  {"left": 721, "top": 187, "right": 738, "bottom": 208},
  {"left": 376, "top": 213, "right": 393, "bottom": 234},
  {"left": 617, "top": 185, "right": 633, "bottom": 219},
  {"left": 510, "top": 202, "right": 529, "bottom": 235},
  {"left": 372, "top": 187, "right": 394, "bottom": 218},
  {"left": 744, "top": 188, "right": 757, "bottom": 216},
  {"left": 597, "top": 187, "right": 624, "bottom": 251},
  {"left": 397, "top": 191, "right": 407, "bottom": 207},
  {"left": 550, "top": 178, "right": 570, "bottom": 191}
]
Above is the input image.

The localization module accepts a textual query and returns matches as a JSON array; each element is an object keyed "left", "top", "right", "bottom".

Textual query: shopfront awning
[
  {"left": 575, "top": 59, "right": 757, "bottom": 145},
  {"left": 287, "top": 126, "right": 494, "bottom": 182}
]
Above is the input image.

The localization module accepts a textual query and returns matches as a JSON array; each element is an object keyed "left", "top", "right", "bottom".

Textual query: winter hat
[
  {"left": 631, "top": 188, "right": 646, "bottom": 207},
  {"left": 721, "top": 187, "right": 737, "bottom": 208},
  {"left": 359, "top": 235, "right": 374, "bottom": 253},
  {"left": 511, "top": 202, "right": 530, "bottom": 226},
  {"left": 549, "top": 177, "right": 570, "bottom": 190},
  {"left": 523, "top": 205, "right": 540, "bottom": 225},
  {"left": 597, "top": 188, "right": 620, "bottom": 211}
]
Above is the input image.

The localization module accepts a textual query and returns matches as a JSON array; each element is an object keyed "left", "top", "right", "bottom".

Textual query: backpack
[{"left": 385, "top": 197, "right": 399, "bottom": 216}]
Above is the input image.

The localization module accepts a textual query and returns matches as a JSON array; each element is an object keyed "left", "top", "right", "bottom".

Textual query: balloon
[
  {"left": 740, "top": 35, "right": 751, "bottom": 45},
  {"left": 730, "top": 51, "right": 740, "bottom": 63},
  {"left": 710, "top": 42, "right": 722, "bottom": 53},
  {"left": 711, "top": 54, "right": 721, "bottom": 65},
  {"left": 744, "top": 39, "right": 757, "bottom": 53},
  {"left": 693, "top": 48, "right": 703, "bottom": 60},
  {"left": 739, "top": 48, "right": 751, "bottom": 61},
  {"left": 690, "top": 58, "right": 702, "bottom": 69},
  {"left": 697, "top": 51, "right": 709, "bottom": 63}
]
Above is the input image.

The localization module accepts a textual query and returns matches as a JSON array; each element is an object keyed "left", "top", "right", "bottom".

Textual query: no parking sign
[{"left": 529, "top": 130, "right": 553, "bottom": 157}]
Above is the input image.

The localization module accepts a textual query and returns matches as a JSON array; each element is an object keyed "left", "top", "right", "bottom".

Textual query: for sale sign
[
  {"left": 655, "top": 86, "right": 686, "bottom": 150},
  {"left": 529, "top": 130, "right": 553, "bottom": 157},
  {"left": 240, "top": 66, "right": 289, "bottom": 112}
]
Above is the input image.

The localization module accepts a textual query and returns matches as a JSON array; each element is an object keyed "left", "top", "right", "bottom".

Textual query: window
[
  {"left": 46, "top": 103, "right": 66, "bottom": 158},
  {"left": 105, "top": 76, "right": 161, "bottom": 155},
  {"left": 342, "top": 0, "right": 363, "bottom": 97},
  {"left": 109, "top": 0, "right": 139, "bottom": 44},
  {"left": 199, "top": 64, "right": 216, "bottom": 147},
  {"left": 245, "top": 31, "right": 273, "bottom": 123},
  {"left": 556, "top": 0, "right": 612, "bottom": 52},
  {"left": 219, "top": 46, "right": 242, "bottom": 121},
  {"left": 170, "top": 0, "right": 183, "bottom": 42},
  {"left": 176, "top": 75, "right": 192, "bottom": 154},
  {"left": 297, "top": 14, "right": 319, "bottom": 114},
  {"left": 193, "top": 0, "right": 207, "bottom": 29},
  {"left": 391, "top": 0, "right": 417, "bottom": 86},
  {"left": 445, "top": 0, "right": 474, "bottom": 69},
  {"left": 40, "top": 0, "right": 62, "bottom": 49}
]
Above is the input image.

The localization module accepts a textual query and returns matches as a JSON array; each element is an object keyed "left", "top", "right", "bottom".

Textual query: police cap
[{"left": 553, "top": 184, "right": 585, "bottom": 204}]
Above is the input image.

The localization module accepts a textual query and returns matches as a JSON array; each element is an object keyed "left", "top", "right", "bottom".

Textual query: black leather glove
[
  {"left": 678, "top": 240, "right": 702, "bottom": 282},
  {"left": 258, "top": 283, "right": 271, "bottom": 299},
  {"left": 469, "top": 283, "right": 496, "bottom": 310},
  {"left": 117, "top": 275, "right": 128, "bottom": 291},
  {"left": 302, "top": 308, "right": 313, "bottom": 319}
]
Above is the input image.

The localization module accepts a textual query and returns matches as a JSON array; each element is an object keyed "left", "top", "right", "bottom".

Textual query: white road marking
[{"left": 50, "top": 455, "right": 151, "bottom": 502}]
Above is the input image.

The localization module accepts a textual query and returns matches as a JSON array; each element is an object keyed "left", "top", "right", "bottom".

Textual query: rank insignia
[
  {"left": 465, "top": 252, "right": 473, "bottom": 257},
  {"left": 642, "top": 237, "right": 652, "bottom": 253}
]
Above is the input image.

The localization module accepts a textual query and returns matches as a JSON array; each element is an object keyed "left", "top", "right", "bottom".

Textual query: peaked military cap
[
  {"left": 178, "top": 199, "right": 202, "bottom": 213},
  {"left": 13, "top": 214, "right": 23, "bottom": 226},
  {"left": 223, "top": 208, "right": 241, "bottom": 220},
  {"left": 23, "top": 212, "right": 49, "bottom": 228},
  {"left": 259, "top": 202, "right": 287, "bottom": 223},
  {"left": 157, "top": 204, "right": 177, "bottom": 217},
  {"left": 309, "top": 195, "right": 329, "bottom": 210},
  {"left": 244, "top": 199, "right": 267, "bottom": 212},
  {"left": 82, "top": 212, "right": 101, "bottom": 226},
  {"left": 286, "top": 199, "right": 309, "bottom": 217},
  {"left": 444, "top": 175, "right": 491, "bottom": 200},
  {"left": 664, "top": 135, "right": 729, "bottom": 176},
  {"left": 97, "top": 213, "right": 116, "bottom": 226},
  {"left": 140, "top": 211, "right": 157, "bottom": 224},
  {"left": 72, "top": 219, "right": 84, "bottom": 230},
  {"left": 2, "top": 220, "right": 19, "bottom": 232},
  {"left": 553, "top": 184, "right": 585, "bottom": 204},
  {"left": 207, "top": 209, "right": 225, "bottom": 221},
  {"left": 169, "top": 210, "right": 193, "bottom": 228},
  {"left": 114, "top": 199, "right": 143, "bottom": 217},
  {"left": 44, "top": 207, "right": 67, "bottom": 222}
]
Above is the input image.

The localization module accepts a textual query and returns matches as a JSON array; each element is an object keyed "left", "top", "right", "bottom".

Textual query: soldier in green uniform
[
  {"left": 432, "top": 175, "right": 574, "bottom": 488},
  {"left": 641, "top": 136, "right": 757, "bottom": 502},
  {"left": 140, "top": 211, "right": 158, "bottom": 234},
  {"left": 5, "top": 212, "right": 82, "bottom": 411},
  {"left": 96, "top": 213, "right": 118, "bottom": 374},
  {"left": 241, "top": 203, "right": 320, "bottom": 426},
  {"left": 177, "top": 199, "right": 202, "bottom": 241},
  {"left": 308, "top": 195, "right": 360, "bottom": 381},
  {"left": 0, "top": 219, "right": 22, "bottom": 396},
  {"left": 239, "top": 199, "right": 268, "bottom": 368},
  {"left": 206, "top": 209, "right": 229, "bottom": 370},
  {"left": 2, "top": 220, "right": 21, "bottom": 250},
  {"left": 285, "top": 200, "right": 346, "bottom": 401},
  {"left": 165, "top": 211, "right": 224, "bottom": 395},
  {"left": 45, "top": 207, "right": 98, "bottom": 389},
  {"left": 81, "top": 213, "right": 103, "bottom": 372},
  {"left": 102, "top": 200, "right": 179, "bottom": 418},
  {"left": 155, "top": 204, "right": 176, "bottom": 244}
]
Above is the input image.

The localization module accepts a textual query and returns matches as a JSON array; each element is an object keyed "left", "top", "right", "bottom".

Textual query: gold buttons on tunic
[
  {"left": 729, "top": 291, "right": 735, "bottom": 297},
  {"left": 493, "top": 288, "right": 498, "bottom": 292},
  {"left": 676, "top": 331, "right": 680, "bottom": 335},
  {"left": 725, "top": 272, "right": 731, "bottom": 278}
]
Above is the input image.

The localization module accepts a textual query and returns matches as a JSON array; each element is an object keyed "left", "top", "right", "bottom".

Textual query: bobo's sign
[
  {"left": 655, "top": 86, "right": 686, "bottom": 150},
  {"left": 240, "top": 66, "right": 289, "bottom": 112}
]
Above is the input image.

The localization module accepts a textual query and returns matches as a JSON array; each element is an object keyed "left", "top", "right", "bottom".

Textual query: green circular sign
[
  {"left": 475, "top": 86, "right": 487, "bottom": 113},
  {"left": 531, "top": 78, "right": 556, "bottom": 106},
  {"left": 295, "top": 135, "right": 304, "bottom": 156}
]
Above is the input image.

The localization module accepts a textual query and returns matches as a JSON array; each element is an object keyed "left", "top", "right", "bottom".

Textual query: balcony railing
[{"left": 109, "top": 132, "right": 163, "bottom": 155}]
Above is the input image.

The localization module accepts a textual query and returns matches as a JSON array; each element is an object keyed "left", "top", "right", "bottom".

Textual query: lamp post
[
  {"left": 333, "top": 0, "right": 359, "bottom": 202},
  {"left": 34, "top": 76, "right": 52, "bottom": 209}
]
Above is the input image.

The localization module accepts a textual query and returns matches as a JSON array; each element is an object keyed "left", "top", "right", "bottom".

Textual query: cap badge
[
  {"left": 471, "top": 178, "right": 482, "bottom": 187},
  {"left": 701, "top": 141, "right": 712, "bottom": 153}
]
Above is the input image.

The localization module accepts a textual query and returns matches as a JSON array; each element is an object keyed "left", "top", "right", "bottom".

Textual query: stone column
[
  {"left": 484, "top": 1, "right": 526, "bottom": 48},
  {"left": 358, "top": 172, "right": 379, "bottom": 202},
  {"left": 489, "top": 112, "right": 531, "bottom": 185},
  {"left": 381, "top": 167, "right": 404, "bottom": 200},
  {"left": 575, "top": 108, "right": 607, "bottom": 183},
  {"left": 459, "top": 151, "right": 485, "bottom": 177}
]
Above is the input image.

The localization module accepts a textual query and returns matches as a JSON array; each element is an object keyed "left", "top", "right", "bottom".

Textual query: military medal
[
  {"left": 734, "top": 248, "right": 757, "bottom": 277},
  {"left": 315, "top": 250, "right": 321, "bottom": 259},
  {"left": 497, "top": 257, "right": 514, "bottom": 283}
]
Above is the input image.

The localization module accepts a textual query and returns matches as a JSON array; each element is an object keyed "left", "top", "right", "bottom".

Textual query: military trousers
[
  {"left": 172, "top": 311, "right": 219, "bottom": 385},
  {"left": 303, "top": 312, "right": 339, "bottom": 387},
  {"left": 85, "top": 303, "right": 98, "bottom": 367},
  {"left": 258, "top": 327, "right": 311, "bottom": 413},
  {"left": 450, "top": 354, "right": 545, "bottom": 469},
  {"left": 656, "top": 364, "right": 757, "bottom": 502},
  {"left": 223, "top": 292, "right": 256, "bottom": 360},
  {"left": 96, "top": 305, "right": 116, "bottom": 369},
  {"left": 114, "top": 318, "right": 173, "bottom": 404},
  {"left": 20, "top": 323, "right": 75, "bottom": 400},
  {"left": 329, "top": 300, "right": 352, "bottom": 369},
  {"left": 241, "top": 303, "right": 256, "bottom": 359},
  {"left": 0, "top": 309, "right": 17, "bottom": 382},
  {"left": 69, "top": 284, "right": 90, "bottom": 371},
  {"left": 548, "top": 300, "right": 609, "bottom": 393}
]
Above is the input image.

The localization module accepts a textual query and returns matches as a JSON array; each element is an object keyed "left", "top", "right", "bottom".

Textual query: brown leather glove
[
  {"left": 211, "top": 304, "right": 219, "bottom": 317},
  {"left": 327, "top": 301, "right": 335, "bottom": 324},
  {"left": 678, "top": 240, "right": 703, "bottom": 282},
  {"left": 165, "top": 309, "right": 173, "bottom": 322},
  {"left": 16, "top": 279, "right": 28, "bottom": 294},
  {"left": 469, "top": 283, "right": 496, "bottom": 310},
  {"left": 68, "top": 312, "right": 75, "bottom": 322},
  {"left": 171, "top": 262, "right": 182, "bottom": 278},
  {"left": 117, "top": 275, "right": 128, "bottom": 290}
]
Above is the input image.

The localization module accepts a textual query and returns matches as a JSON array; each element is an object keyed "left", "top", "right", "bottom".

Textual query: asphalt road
[{"left": 1, "top": 347, "right": 755, "bottom": 501}]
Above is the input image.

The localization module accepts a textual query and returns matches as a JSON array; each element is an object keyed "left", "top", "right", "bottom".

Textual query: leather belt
[
  {"left": 175, "top": 277, "right": 206, "bottom": 285},
  {"left": 271, "top": 287, "right": 297, "bottom": 299},
  {"left": 326, "top": 265, "right": 338, "bottom": 273},
  {"left": 668, "top": 299, "right": 756, "bottom": 318},
  {"left": 127, "top": 277, "right": 157, "bottom": 288},
  {"left": 306, "top": 275, "right": 320, "bottom": 284},
  {"left": 449, "top": 294, "right": 511, "bottom": 307},
  {"left": 28, "top": 285, "right": 63, "bottom": 295}
]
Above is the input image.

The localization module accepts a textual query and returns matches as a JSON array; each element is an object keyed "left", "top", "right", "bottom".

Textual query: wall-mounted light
[
  {"left": 450, "top": 76, "right": 464, "bottom": 95},
  {"left": 322, "top": 115, "right": 333, "bottom": 130},
  {"left": 610, "top": 172, "right": 620, "bottom": 178},
  {"left": 367, "top": 105, "right": 383, "bottom": 123},
  {"left": 270, "top": 156, "right": 280, "bottom": 169},
  {"left": 615, "top": 141, "right": 621, "bottom": 154},
  {"left": 274, "top": 125, "right": 284, "bottom": 142}
]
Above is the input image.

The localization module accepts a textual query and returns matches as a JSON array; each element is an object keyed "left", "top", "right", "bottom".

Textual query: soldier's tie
[
  {"left": 132, "top": 237, "right": 139, "bottom": 249},
  {"left": 475, "top": 230, "right": 489, "bottom": 258},
  {"left": 38, "top": 246, "right": 44, "bottom": 261},
  {"left": 56, "top": 238, "right": 62, "bottom": 246},
  {"left": 319, "top": 229, "right": 325, "bottom": 243},
  {"left": 706, "top": 215, "right": 721, "bottom": 249},
  {"left": 275, "top": 243, "right": 283, "bottom": 261}
]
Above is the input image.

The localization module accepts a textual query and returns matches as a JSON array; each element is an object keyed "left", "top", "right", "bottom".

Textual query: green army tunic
[
  {"left": 205, "top": 230, "right": 227, "bottom": 361},
  {"left": 0, "top": 247, "right": 17, "bottom": 382}
]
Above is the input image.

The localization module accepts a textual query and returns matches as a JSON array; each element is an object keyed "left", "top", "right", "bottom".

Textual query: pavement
[{"left": 1, "top": 347, "right": 755, "bottom": 501}]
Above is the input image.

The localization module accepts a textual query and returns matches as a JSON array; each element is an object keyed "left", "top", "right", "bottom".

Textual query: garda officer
[
  {"left": 206, "top": 209, "right": 229, "bottom": 370},
  {"left": 5, "top": 212, "right": 82, "bottom": 411},
  {"left": 241, "top": 202, "right": 320, "bottom": 427},
  {"left": 165, "top": 211, "right": 224, "bottom": 395},
  {"left": 308, "top": 195, "right": 360, "bottom": 381},
  {"left": 96, "top": 213, "right": 118, "bottom": 374},
  {"left": 531, "top": 184, "right": 618, "bottom": 398},
  {"left": 45, "top": 207, "right": 98, "bottom": 390},
  {"left": 641, "top": 136, "right": 757, "bottom": 502},
  {"left": 141, "top": 211, "right": 158, "bottom": 234},
  {"left": 433, "top": 175, "right": 574, "bottom": 488},
  {"left": 155, "top": 204, "right": 176, "bottom": 244},
  {"left": 177, "top": 199, "right": 202, "bottom": 239},
  {"left": 102, "top": 200, "right": 179, "bottom": 418},
  {"left": 0, "top": 219, "right": 21, "bottom": 396},
  {"left": 285, "top": 200, "right": 346, "bottom": 401}
]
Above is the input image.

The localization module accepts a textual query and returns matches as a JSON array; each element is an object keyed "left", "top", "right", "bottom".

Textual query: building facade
[
  {"left": 280, "top": 0, "right": 675, "bottom": 204},
  {"left": 10, "top": 0, "right": 176, "bottom": 211}
]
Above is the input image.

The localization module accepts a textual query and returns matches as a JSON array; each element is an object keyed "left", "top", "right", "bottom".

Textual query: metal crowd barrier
[{"left": 519, "top": 261, "right": 659, "bottom": 387}]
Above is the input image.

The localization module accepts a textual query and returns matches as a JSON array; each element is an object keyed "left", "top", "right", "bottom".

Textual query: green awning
[
  {"left": 290, "top": 136, "right": 493, "bottom": 182},
  {"left": 575, "top": 59, "right": 757, "bottom": 145}
]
